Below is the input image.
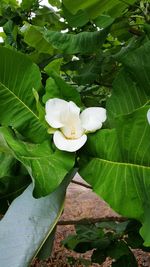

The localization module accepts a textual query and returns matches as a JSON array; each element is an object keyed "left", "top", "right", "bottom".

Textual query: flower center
[{"left": 61, "top": 121, "right": 84, "bottom": 139}]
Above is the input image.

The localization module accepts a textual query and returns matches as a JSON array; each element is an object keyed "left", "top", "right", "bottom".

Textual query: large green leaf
[
  {"left": 62, "top": 4, "right": 89, "bottom": 27},
  {"left": 0, "top": 127, "right": 75, "bottom": 197},
  {"left": 43, "top": 28, "right": 109, "bottom": 54},
  {"left": 0, "top": 171, "right": 74, "bottom": 267},
  {"left": 0, "top": 47, "right": 47, "bottom": 143},
  {"left": 23, "top": 24, "right": 108, "bottom": 55},
  {"left": 79, "top": 106, "right": 150, "bottom": 245},
  {"left": 119, "top": 41, "right": 150, "bottom": 96},
  {"left": 107, "top": 41, "right": 150, "bottom": 125},
  {"left": 107, "top": 70, "right": 149, "bottom": 125},
  {"left": 62, "top": 0, "right": 136, "bottom": 19},
  {"left": 23, "top": 24, "right": 54, "bottom": 54}
]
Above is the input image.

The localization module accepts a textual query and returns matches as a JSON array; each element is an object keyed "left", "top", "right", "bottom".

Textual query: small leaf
[
  {"left": 43, "top": 72, "right": 82, "bottom": 106},
  {"left": 44, "top": 58, "right": 63, "bottom": 75}
]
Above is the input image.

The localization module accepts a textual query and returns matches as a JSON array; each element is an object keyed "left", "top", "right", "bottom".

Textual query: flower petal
[
  {"left": 80, "top": 107, "right": 107, "bottom": 132},
  {"left": 53, "top": 131, "right": 87, "bottom": 152},
  {"left": 147, "top": 109, "right": 150, "bottom": 124},
  {"left": 68, "top": 101, "right": 80, "bottom": 115},
  {"left": 45, "top": 98, "right": 68, "bottom": 128}
]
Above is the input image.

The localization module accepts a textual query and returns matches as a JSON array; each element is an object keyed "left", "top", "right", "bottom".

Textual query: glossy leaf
[
  {"left": 62, "top": 0, "right": 136, "bottom": 19},
  {"left": 21, "top": 0, "right": 38, "bottom": 10},
  {"left": 43, "top": 28, "right": 109, "bottom": 54},
  {"left": 1, "top": 127, "right": 75, "bottom": 197},
  {"left": 23, "top": 24, "right": 54, "bottom": 54},
  {"left": 44, "top": 58, "right": 63, "bottom": 75},
  {"left": 0, "top": 171, "right": 74, "bottom": 267},
  {"left": 107, "top": 69, "right": 149, "bottom": 125},
  {"left": 79, "top": 106, "right": 150, "bottom": 245},
  {"left": 62, "top": 5, "right": 89, "bottom": 27},
  {"left": 120, "top": 40, "right": 150, "bottom": 96},
  {"left": 0, "top": 47, "right": 47, "bottom": 143},
  {"left": 43, "top": 72, "right": 82, "bottom": 106},
  {"left": 94, "top": 14, "right": 114, "bottom": 28}
]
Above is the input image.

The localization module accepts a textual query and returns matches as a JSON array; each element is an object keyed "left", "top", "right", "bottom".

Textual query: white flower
[
  {"left": 147, "top": 109, "right": 150, "bottom": 125},
  {"left": 45, "top": 98, "right": 106, "bottom": 152}
]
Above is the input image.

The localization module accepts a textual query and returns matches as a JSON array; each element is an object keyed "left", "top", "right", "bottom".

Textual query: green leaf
[
  {"left": 62, "top": 4, "right": 89, "bottom": 27},
  {"left": 107, "top": 69, "right": 149, "bottom": 125},
  {"left": 32, "top": 89, "right": 45, "bottom": 122},
  {"left": 110, "top": 239, "right": 138, "bottom": 266},
  {"left": 21, "top": 0, "right": 38, "bottom": 10},
  {"left": 0, "top": 172, "right": 30, "bottom": 214},
  {"left": 107, "top": 39, "right": 150, "bottom": 125},
  {"left": 0, "top": 171, "right": 74, "bottom": 267},
  {"left": 3, "top": 20, "right": 18, "bottom": 46},
  {"left": 1, "top": 127, "right": 75, "bottom": 197},
  {"left": 0, "top": 144, "right": 30, "bottom": 213},
  {"left": 79, "top": 106, "right": 150, "bottom": 245},
  {"left": 94, "top": 14, "right": 114, "bottom": 28},
  {"left": 92, "top": 249, "right": 106, "bottom": 264},
  {"left": 108, "top": 241, "right": 131, "bottom": 260},
  {"left": 125, "top": 220, "right": 144, "bottom": 249},
  {"left": 43, "top": 28, "right": 109, "bottom": 54},
  {"left": 32, "top": 6, "right": 62, "bottom": 29},
  {"left": 43, "top": 72, "right": 82, "bottom": 106},
  {"left": 120, "top": 41, "right": 150, "bottom": 96},
  {"left": 110, "top": 18, "right": 131, "bottom": 41},
  {"left": 0, "top": 152, "right": 14, "bottom": 178},
  {"left": 23, "top": 24, "right": 54, "bottom": 55},
  {"left": 48, "top": 0, "right": 61, "bottom": 8},
  {"left": 44, "top": 58, "right": 63, "bottom": 75},
  {"left": 0, "top": 0, "right": 18, "bottom": 9},
  {"left": 73, "top": 57, "right": 102, "bottom": 85},
  {"left": 0, "top": 47, "right": 47, "bottom": 143},
  {"left": 62, "top": 0, "right": 136, "bottom": 19},
  {"left": 112, "top": 254, "right": 138, "bottom": 267},
  {"left": 63, "top": 224, "right": 105, "bottom": 253}
]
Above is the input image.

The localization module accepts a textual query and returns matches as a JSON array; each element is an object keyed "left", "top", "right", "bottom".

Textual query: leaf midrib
[
  {"left": 0, "top": 81, "right": 39, "bottom": 121},
  {"left": 94, "top": 157, "right": 150, "bottom": 169}
]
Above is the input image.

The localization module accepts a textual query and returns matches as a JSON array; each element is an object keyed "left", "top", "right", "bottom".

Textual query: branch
[
  {"left": 58, "top": 216, "right": 127, "bottom": 225},
  {"left": 71, "top": 180, "right": 92, "bottom": 189}
]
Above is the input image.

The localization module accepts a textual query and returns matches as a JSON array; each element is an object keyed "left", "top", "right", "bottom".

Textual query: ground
[{"left": 31, "top": 175, "right": 150, "bottom": 267}]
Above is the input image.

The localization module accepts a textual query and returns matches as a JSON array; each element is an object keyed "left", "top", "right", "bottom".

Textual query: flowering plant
[{"left": 0, "top": 0, "right": 150, "bottom": 266}]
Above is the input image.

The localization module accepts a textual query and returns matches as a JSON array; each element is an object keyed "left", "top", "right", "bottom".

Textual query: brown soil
[{"left": 31, "top": 175, "right": 150, "bottom": 267}]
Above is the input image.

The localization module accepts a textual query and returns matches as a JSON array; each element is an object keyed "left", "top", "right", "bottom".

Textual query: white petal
[
  {"left": 68, "top": 101, "right": 80, "bottom": 115},
  {"left": 53, "top": 131, "right": 87, "bottom": 152},
  {"left": 45, "top": 98, "right": 68, "bottom": 128},
  {"left": 80, "top": 107, "right": 107, "bottom": 132},
  {"left": 147, "top": 109, "right": 150, "bottom": 125}
]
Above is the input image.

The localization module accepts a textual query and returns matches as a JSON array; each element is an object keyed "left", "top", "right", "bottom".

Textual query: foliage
[
  {"left": 63, "top": 220, "right": 150, "bottom": 266},
  {"left": 0, "top": 0, "right": 150, "bottom": 266}
]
